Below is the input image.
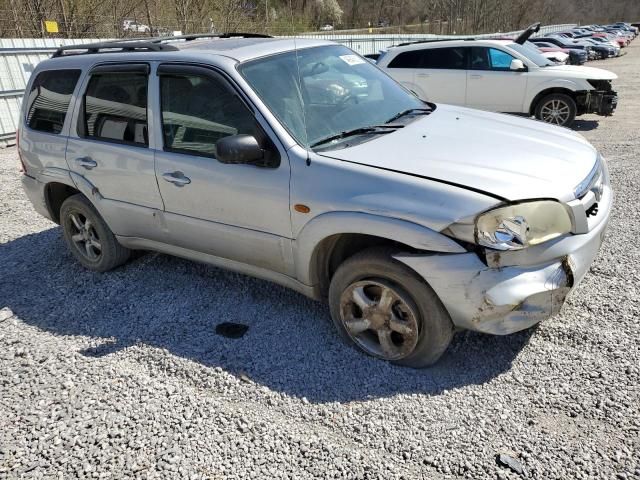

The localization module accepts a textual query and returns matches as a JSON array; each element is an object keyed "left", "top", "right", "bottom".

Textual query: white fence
[{"left": 0, "top": 24, "right": 575, "bottom": 146}]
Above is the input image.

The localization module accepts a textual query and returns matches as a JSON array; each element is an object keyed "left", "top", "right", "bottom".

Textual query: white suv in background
[{"left": 376, "top": 38, "right": 618, "bottom": 127}]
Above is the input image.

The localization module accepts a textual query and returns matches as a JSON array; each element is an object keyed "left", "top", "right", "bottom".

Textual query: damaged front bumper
[
  {"left": 394, "top": 190, "right": 611, "bottom": 336},
  {"left": 577, "top": 90, "right": 618, "bottom": 116}
]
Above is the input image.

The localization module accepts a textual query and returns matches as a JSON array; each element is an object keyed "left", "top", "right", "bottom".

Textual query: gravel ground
[{"left": 1, "top": 44, "right": 639, "bottom": 480}]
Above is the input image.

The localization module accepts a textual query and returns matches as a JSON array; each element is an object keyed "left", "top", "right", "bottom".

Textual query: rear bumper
[
  {"left": 578, "top": 90, "right": 618, "bottom": 116},
  {"left": 394, "top": 189, "right": 611, "bottom": 335}
]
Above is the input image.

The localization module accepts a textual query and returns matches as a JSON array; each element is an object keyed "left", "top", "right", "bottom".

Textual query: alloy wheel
[
  {"left": 68, "top": 212, "right": 102, "bottom": 261},
  {"left": 339, "top": 280, "right": 420, "bottom": 360},
  {"left": 540, "top": 99, "right": 571, "bottom": 125}
]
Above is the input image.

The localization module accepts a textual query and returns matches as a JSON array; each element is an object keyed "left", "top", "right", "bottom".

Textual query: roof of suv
[
  {"left": 51, "top": 37, "right": 334, "bottom": 63},
  {"left": 388, "top": 38, "right": 514, "bottom": 51}
]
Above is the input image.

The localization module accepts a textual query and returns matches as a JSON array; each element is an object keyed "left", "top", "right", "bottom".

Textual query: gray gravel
[{"left": 1, "top": 44, "right": 640, "bottom": 480}]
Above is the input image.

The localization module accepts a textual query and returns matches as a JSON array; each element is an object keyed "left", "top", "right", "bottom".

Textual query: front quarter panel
[{"left": 289, "top": 147, "right": 500, "bottom": 282}]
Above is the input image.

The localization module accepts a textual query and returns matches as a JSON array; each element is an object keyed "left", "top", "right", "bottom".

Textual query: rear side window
[
  {"left": 82, "top": 71, "right": 148, "bottom": 146},
  {"left": 387, "top": 47, "right": 467, "bottom": 69},
  {"left": 419, "top": 47, "right": 467, "bottom": 69},
  {"left": 387, "top": 50, "right": 423, "bottom": 68},
  {"left": 26, "top": 70, "right": 81, "bottom": 134}
]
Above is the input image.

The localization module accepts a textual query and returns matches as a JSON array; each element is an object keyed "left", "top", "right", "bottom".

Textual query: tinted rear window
[
  {"left": 26, "top": 70, "right": 81, "bottom": 134},
  {"left": 388, "top": 47, "right": 467, "bottom": 69}
]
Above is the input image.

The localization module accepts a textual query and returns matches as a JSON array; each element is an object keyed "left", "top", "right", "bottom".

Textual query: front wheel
[
  {"left": 328, "top": 248, "right": 454, "bottom": 368},
  {"left": 534, "top": 93, "right": 577, "bottom": 127}
]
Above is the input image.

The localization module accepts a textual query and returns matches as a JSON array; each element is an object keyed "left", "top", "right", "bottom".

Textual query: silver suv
[{"left": 19, "top": 34, "right": 611, "bottom": 367}]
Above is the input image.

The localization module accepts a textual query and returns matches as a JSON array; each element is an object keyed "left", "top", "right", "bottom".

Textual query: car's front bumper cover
[
  {"left": 578, "top": 90, "right": 618, "bottom": 116},
  {"left": 394, "top": 188, "right": 611, "bottom": 335}
]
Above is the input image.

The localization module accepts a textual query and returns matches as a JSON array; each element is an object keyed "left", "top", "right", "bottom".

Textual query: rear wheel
[
  {"left": 534, "top": 93, "right": 577, "bottom": 127},
  {"left": 328, "top": 248, "right": 454, "bottom": 367},
  {"left": 60, "top": 194, "right": 131, "bottom": 272}
]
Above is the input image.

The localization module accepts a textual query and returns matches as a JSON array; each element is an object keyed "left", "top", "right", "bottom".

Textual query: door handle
[
  {"left": 162, "top": 171, "right": 191, "bottom": 186},
  {"left": 416, "top": 73, "right": 430, "bottom": 78},
  {"left": 75, "top": 157, "right": 97, "bottom": 169},
  {"left": 470, "top": 74, "right": 483, "bottom": 79}
]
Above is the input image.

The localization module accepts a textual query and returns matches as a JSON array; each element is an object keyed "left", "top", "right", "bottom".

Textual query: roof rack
[
  {"left": 52, "top": 32, "right": 273, "bottom": 57},
  {"left": 52, "top": 41, "right": 179, "bottom": 57}
]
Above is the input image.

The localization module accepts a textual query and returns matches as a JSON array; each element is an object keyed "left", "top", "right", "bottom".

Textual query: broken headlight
[{"left": 475, "top": 201, "right": 572, "bottom": 251}]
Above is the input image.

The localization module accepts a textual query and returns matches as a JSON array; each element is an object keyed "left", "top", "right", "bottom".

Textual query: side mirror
[
  {"left": 216, "top": 134, "right": 264, "bottom": 165},
  {"left": 510, "top": 59, "right": 527, "bottom": 71}
]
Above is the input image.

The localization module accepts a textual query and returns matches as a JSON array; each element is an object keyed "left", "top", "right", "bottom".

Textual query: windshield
[
  {"left": 239, "top": 45, "right": 425, "bottom": 149},
  {"left": 510, "top": 43, "right": 554, "bottom": 67}
]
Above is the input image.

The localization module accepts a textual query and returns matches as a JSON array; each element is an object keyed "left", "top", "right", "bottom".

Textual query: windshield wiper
[
  {"left": 310, "top": 125, "right": 402, "bottom": 148},
  {"left": 385, "top": 107, "right": 432, "bottom": 124}
]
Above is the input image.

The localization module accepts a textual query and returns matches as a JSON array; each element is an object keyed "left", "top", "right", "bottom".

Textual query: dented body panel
[{"left": 394, "top": 190, "right": 610, "bottom": 334}]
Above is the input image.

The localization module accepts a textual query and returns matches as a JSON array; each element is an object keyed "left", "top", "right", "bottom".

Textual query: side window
[
  {"left": 387, "top": 50, "right": 423, "bottom": 68},
  {"left": 160, "top": 73, "right": 259, "bottom": 158},
  {"left": 420, "top": 47, "right": 467, "bottom": 69},
  {"left": 26, "top": 70, "right": 81, "bottom": 134},
  {"left": 469, "top": 47, "right": 490, "bottom": 70},
  {"left": 489, "top": 48, "right": 515, "bottom": 70},
  {"left": 82, "top": 71, "right": 148, "bottom": 146}
]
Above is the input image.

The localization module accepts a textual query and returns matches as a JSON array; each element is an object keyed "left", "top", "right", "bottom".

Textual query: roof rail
[
  {"left": 52, "top": 40, "right": 179, "bottom": 57},
  {"left": 52, "top": 32, "right": 273, "bottom": 57}
]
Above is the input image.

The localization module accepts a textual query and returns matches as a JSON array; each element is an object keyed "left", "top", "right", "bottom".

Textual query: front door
[
  {"left": 152, "top": 64, "right": 292, "bottom": 275},
  {"left": 466, "top": 47, "right": 528, "bottom": 112}
]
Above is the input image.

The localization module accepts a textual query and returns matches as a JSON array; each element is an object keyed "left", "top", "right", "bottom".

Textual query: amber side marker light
[{"left": 294, "top": 204, "right": 310, "bottom": 213}]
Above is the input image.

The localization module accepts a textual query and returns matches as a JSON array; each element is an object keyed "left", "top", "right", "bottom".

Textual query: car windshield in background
[
  {"left": 509, "top": 43, "right": 554, "bottom": 67},
  {"left": 239, "top": 45, "right": 426, "bottom": 150}
]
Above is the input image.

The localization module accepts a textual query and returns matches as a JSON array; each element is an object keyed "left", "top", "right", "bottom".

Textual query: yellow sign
[{"left": 44, "top": 21, "right": 59, "bottom": 33}]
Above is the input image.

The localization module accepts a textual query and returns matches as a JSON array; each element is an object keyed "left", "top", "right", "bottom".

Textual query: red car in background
[{"left": 594, "top": 33, "right": 628, "bottom": 47}]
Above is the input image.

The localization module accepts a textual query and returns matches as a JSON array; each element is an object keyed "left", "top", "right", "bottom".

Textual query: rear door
[
  {"left": 384, "top": 50, "right": 419, "bottom": 94},
  {"left": 466, "top": 47, "right": 528, "bottom": 112},
  {"left": 413, "top": 46, "right": 468, "bottom": 105},
  {"left": 66, "top": 63, "right": 165, "bottom": 240},
  {"left": 152, "top": 63, "right": 292, "bottom": 275}
]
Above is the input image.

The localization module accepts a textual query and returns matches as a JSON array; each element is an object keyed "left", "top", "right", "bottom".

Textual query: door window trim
[
  {"left": 156, "top": 62, "right": 280, "bottom": 168},
  {"left": 76, "top": 62, "right": 150, "bottom": 148}
]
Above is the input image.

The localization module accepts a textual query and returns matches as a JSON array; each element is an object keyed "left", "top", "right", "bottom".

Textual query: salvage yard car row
[
  {"left": 373, "top": 22, "right": 635, "bottom": 126},
  {"left": 17, "top": 23, "right": 629, "bottom": 367}
]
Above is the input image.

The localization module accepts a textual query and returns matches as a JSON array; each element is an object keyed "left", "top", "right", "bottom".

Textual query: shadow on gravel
[
  {"left": 1, "top": 228, "right": 533, "bottom": 403},
  {"left": 572, "top": 120, "right": 600, "bottom": 132}
]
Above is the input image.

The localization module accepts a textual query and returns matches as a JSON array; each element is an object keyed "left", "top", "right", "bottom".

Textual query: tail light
[{"left": 17, "top": 129, "right": 27, "bottom": 174}]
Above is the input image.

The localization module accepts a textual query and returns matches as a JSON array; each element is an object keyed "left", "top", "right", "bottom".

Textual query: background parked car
[
  {"left": 122, "top": 20, "right": 150, "bottom": 33},
  {"left": 376, "top": 37, "right": 618, "bottom": 127},
  {"left": 531, "top": 41, "right": 587, "bottom": 64}
]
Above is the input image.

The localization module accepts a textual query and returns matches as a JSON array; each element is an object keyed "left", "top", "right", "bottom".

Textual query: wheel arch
[
  {"left": 44, "top": 182, "right": 81, "bottom": 224},
  {"left": 293, "top": 212, "right": 466, "bottom": 295},
  {"left": 529, "top": 87, "right": 577, "bottom": 115}
]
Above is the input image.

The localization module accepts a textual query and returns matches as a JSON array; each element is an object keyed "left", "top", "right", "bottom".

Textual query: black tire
[
  {"left": 328, "top": 247, "right": 454, "bottom": 368},
  {"left": 60, "top": 194, "right": 131, "bottom": 272},
  {"left": 534, "top": 93, "right": 577, "bottom": 127}
]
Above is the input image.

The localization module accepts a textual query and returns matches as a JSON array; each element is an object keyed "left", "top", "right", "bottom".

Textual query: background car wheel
[
  {"left": 328, "top": 248, "right": 454, "bottom": 368},
  {"left": 60, "top": 194, "right": 131, "bottom": 272},
  {"left": 535, "top": 93, "right": 577, "bottom": 127}
]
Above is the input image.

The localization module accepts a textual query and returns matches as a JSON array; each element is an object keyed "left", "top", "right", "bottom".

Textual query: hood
[
  {"left": 538, "top": 64, "right": 618, "bottom": 80},
  {"left": 319, "top": 105, "right": 598, "bottom": 202}
]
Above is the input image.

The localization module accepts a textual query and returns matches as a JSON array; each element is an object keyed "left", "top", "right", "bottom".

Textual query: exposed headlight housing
[{"left": 475, "top": 201, "right": 572, "bottom": 251}]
